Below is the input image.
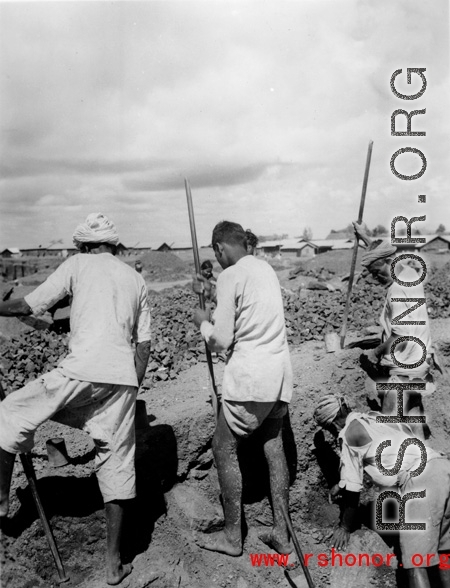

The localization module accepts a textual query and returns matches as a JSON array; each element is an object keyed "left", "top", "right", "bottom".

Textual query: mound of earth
[
  {"left": 134, "top": 251, "right": 192, "bottom": 281},
  {"left": 2, "top": 319, "right": 450, "bottom": 588}
]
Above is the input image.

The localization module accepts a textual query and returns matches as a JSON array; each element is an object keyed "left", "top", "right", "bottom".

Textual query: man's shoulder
[
  {"left": 76, "top": 254, "right": 145, "bottom": 283},
  {"left": 238, "top": 255, "right": 274, "bottom": 273}
]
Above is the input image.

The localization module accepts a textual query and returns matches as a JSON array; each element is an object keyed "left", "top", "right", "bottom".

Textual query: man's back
[
  {"left": 204, "top": 255, "right": 292, "bottom": 403},
  {"left": 380, "top": 263, "right": 431, "bottom": 377},
  {"left": 226, "top": 255, "right": 287, "bottom": 352},
  {"left": 25, "top": 253, "right": 151, "bottom": 386}
]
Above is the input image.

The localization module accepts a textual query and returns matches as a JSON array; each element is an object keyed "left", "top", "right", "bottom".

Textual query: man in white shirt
[
  {"left": 193, "top": 221, "right": 293, "bottom": 556},
  {"left": 353, "top": 222, "right": 434, "bottom": 432},
  {"left": 0, "top": 213, "right": 152, "bottom": 586}
]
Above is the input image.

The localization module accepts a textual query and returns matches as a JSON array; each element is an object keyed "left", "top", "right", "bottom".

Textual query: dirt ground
[{"left": 1, "top": 251, "right": 450, "bottom": 588}]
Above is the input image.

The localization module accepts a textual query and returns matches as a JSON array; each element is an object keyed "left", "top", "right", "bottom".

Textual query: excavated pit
[
  {"left": 2, "top": 326, "right": 450, "bottom": 588},
  {"left": 2, "top": 253, "right": 450, "bottom": 588}
]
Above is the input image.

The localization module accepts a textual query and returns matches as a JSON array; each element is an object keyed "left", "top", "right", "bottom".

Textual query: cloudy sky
[{"left": 0, "top": 0, "right": 448, "bottom": 249}]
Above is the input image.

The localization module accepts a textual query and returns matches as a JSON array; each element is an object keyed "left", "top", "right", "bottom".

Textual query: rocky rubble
[
  {"left": 2, "top": 261, "right": 449, "bottom": 389},
  {"left": 425, "top": 262, "right": 450, "bottom": 319}
]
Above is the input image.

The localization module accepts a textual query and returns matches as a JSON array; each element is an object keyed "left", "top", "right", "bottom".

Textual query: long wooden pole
[
  {"left": 184, "top": 179, "right": 219, "bottom": 421},
  {"left": 280, "top": 504, "right": 315, "bottom": 588},
  {"left": 0, "top": 382, "right": 69, "bottom": 584},
  {"left": 340, "top": 140, "right": 374, "bottom": 349}
]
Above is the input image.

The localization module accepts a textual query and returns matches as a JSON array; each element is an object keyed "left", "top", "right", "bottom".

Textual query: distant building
[
  {"left": 131, "top": 242, "right": 172, "bottom": 254},
  {"left": 374, "top": 235, "right": 450, "bottom": 254},
  {"left": 417, "top": 235, "right": 450, "bottom": 252},
  {"left": 281, "top": 242, "right": 317, "bottom": 258},
  {"left": 1, "top": 247, "right": 21, "bottom": 258},
  {"left": 171, "top": 242, "right": 193, "bottom": 253},
  {"left": 45, "top": 243, "right": 77, "bottom": 258},
  {"left": 392, "top": 234, "right": 450, "bottom": 253},
  {"left": 258, "top": 237, "right": 358, "bottom": 258}
]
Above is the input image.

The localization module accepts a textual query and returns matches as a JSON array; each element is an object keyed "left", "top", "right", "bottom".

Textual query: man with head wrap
[
  {"left": 0, "top": 213, "right": 152, "bottom": 585},
  {"left": 314, "top": 393, "right": 450, "bottom": 588},
  {"left": 353, "top": 222, "right": 434, "bottom": 432}
]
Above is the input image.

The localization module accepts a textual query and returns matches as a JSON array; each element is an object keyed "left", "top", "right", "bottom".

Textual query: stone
[
  {"left": 329, "top": 530, "right": 396, "bottom": 588},
  {"left": 168, "top": 483, "right": 224, "bottom": 532}
]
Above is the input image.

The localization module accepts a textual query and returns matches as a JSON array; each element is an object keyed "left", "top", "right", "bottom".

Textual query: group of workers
[{"left": 0, "top": 213, "right": 448, "bottom": 588}]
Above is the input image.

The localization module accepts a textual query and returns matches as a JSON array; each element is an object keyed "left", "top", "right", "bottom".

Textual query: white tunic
[
  {"left": 338, "top": 412, "right": 440, "bottom": 493},
  {"left": 379, "top": 264, "right": 431, "bottom": 378},
  {"left": 25, "top": 253, "right": 152, "bottom": 387},
  {"left": 200, "top": 255, "right": 293, "bottom": 403}
]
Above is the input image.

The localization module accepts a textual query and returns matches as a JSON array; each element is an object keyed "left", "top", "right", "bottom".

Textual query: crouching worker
[
  {"left": 0, "top": 213, "right": 152, "bottom": 586},
  {"left": 192, "top": 221, "right": 293, "bottom": 556},
  {"left": 314, "top": 393, "right": 450, "bottom": 588}
]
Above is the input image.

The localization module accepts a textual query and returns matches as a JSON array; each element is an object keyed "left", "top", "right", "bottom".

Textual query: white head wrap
[
  {"left": 73, "top": 213, "right": 119, "bottom": 250},
  {"left": 313, "top": 394, "right": 349, "bottom": 427},
  {"left": 361, "top": 241, "right": 397, "bottom": 268}
]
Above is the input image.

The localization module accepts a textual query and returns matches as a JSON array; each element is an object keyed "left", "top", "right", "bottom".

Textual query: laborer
[
  {"left": 199, "top": 260, "right": 217, "bottom": 303},
  {"left": 192, "top": 221, "right": 293, "bottom": 556},
  {"left": 245, "top": 229, "right": 259, "bottom": 255},
  {"left": 0, "top": 213, "right": 152, "bottom": 586},
  {"left": 353, "top": 222, "right": 434, "bottom": 433},
  {"left": 314, "top": 393, "right": 450, "bottom": 588},
  {"left": 200, "top": 259, "right": 215, "bottom": 282}
]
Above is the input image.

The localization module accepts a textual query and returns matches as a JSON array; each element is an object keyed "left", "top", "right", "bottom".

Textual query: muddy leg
[
  {"left": 195, "top": 407, "right": 242, "bottom": 556},
  {"left": 0, "top": 448, "right": 15, "bottom": 517},
  {"left": 105, "top": 501, "right": 132, "bottom": 585},
  {"left": 259, "top": 417, "right": 292, "bottom": 554},
  {"left": 438, "top": 554, "right": 450, "bottom": 588},
  {"left": 406, "top": 568, "right": 431, "bottom": 588}
]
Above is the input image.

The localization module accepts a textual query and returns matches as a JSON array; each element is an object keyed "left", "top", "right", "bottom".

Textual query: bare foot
[
  {"left": 107, "top": 563, "right": 132, "bottom": 585},
  {"left": 259, "top": 531, "right": 293, "bottom": 555},
  {"left": 193, "top": 531, "right": 242, "bottom": 556}
]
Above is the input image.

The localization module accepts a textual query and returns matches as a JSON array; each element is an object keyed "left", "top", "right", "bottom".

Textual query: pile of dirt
[
  {"left": 0, "top": 330, "right": 68, "bottom": 390},
  {"left": 294, "top": 249, "right": 365, "bottom": 276},
  {"left": 2, "top": 317, "right": 450, "bottom": 588},
  {"left": 2, "top": 261, "right": 448, "bottom": 391},
  {"left": 144, "top": 288, "right": 208, "bottom": 384},
  {"left": 425, "top": 262, "right": 450, "bottom": 319},
  {"left": 283, "top": 280, "right": 385, "bottom": 344},
  {"left": 0, "top": 281, "right": 383, "bottom": 390},
  {"left": 2, "top": 253, "right": 450, "bottom": 588},
  {"left": 134, "top": 251, "right": 193, "bottom": 281}
]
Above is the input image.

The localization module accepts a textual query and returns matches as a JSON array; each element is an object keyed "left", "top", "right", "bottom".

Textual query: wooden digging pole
[
  {"left": 184, "top": 178, "right": 220, "bottom": 422},
  {"left": 0, "top": 381, "right": 69, "bottom": 584},
  {"left": 340, "top": 140, "right": 374, "bottom": 349}
]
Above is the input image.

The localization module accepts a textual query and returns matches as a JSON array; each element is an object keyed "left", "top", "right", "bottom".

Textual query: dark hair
[
  {"left": 211, "top": 221, "right": 247, "bottom": 249},
  {"left": 201, "top": 260, "right": 213, "bottom": 270},
  {"left": 245, "top": 229, "right": 258, "bottom": 248},
  {"left": 80, "top": 242, "right": 117, "bottom": 255}
]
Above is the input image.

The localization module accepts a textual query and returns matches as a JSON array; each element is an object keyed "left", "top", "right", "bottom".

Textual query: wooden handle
[
  {"left": 280, "top": 503, "right": 316, "bottom": 588},
  {"left": 184, "top": 179, "right": 219, "bottom": 420},
  {"left": 340, "top": 141, "right": 374, "bottom": 348},
  {"left": 0, "top": 381, "right": 69, "bottom": 583}
]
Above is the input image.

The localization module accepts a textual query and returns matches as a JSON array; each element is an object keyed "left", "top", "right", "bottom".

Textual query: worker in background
[
  {"left": 200, "top": 259, "right": 217, "bottom": 302},
  {"left": 192, "top": 221, "right": 293, "bottom": 557},
  {"left": 353, "top": 221, "right": 435, "bottom": 438},
  {"left": 0, "top": 213, "right": 152, "bottom": 586},
  {"left": 245, "top": 229, "right": 259, "bottom": 255}
]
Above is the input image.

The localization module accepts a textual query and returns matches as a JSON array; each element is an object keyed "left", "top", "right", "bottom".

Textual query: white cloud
[{"left": 0, "top": 0, "right": 448, "bottom": 248}]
